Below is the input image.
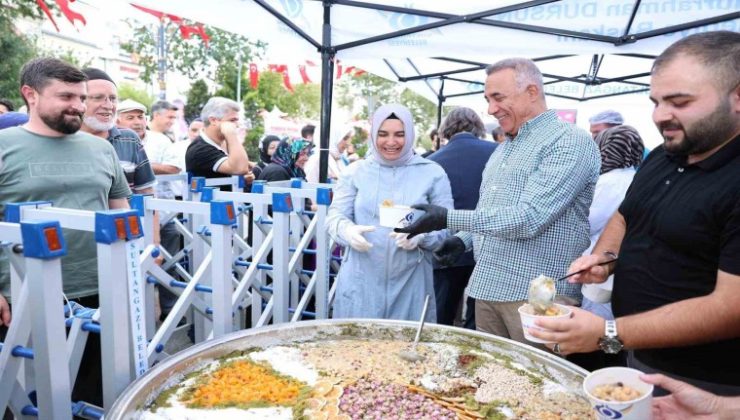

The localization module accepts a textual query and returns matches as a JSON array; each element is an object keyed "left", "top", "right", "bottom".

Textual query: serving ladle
[
  {"left": 399, "top": 294, "right": 430, "bottom": 363},
  {"left": 528, "top": 258, "right": 618, "bottom": 314}
]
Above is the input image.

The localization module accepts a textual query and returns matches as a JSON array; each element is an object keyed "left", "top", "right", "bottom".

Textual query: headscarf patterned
[
  {"left": 369, "top": 104, "right": 416, "bottom": 167},
  {"left": 596, "top": 125, "right": 644, "bottom": 174},
  {"left": 270, "top": 138, "right": 313, "bottom": 178}
]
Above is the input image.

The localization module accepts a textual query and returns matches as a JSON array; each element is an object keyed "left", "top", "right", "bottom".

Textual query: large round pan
[{"left": 108, "top": 319, "right": 589, "bottom": 418}]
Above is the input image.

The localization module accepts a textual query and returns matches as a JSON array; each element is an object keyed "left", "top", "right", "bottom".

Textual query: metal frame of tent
[
  {"left": 233, "top": 0, "right": 739, "bottom": 180},
  {"left": 249, "top": 0, "right": 738, "bottom": 180}
]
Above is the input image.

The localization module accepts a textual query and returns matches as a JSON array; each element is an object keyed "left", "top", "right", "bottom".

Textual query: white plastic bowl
[
  {"left": 583, "top": 367, "right": 654, "bottom": 420},
  {"left": 518, "top": 303, "right": 572, "bottom": 344},
  {"left": 378, "top": 205, "right": 422, "bottom": 228}
]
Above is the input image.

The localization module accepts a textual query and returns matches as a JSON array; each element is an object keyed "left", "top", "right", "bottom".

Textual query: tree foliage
[
  {"left": 240, "top": 71, "right": 321, "bottom": 160},
  {"left": 0, "top": 0, "right": 46, "bottom": 21},
  {"left": 184, "top": 79, "right": 210, "bottom": 122},
  {"left": 335, "top": 72, "right": 441, "bottom": 149},
  {"left": 121, "top": 20, "right": 265, "bottom": 84},
  {"left": 118, "top": 83, "right": 156, "bottom": 111},
  {"left": 0, "top": 16, "right": 37, "bottom": 106}
]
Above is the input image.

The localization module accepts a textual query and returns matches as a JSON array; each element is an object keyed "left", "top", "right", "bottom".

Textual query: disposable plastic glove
[
  {"left": 341, "top": 224, "right": 375, "bottom": 252},
  {"left": 394, "top": 204, "right": 448, "bottom": 238},
  {"left": 389, "top": 231, "right": 425, "bottom": 250},
  {"left": 433, "top": 236, "right": 466, "bottom": 266}
]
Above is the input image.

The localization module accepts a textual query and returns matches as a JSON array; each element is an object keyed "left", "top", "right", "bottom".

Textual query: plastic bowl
[
  {"left": 583, "top": 367, "right": 654, "bottom": 419},
  {"left": 378, "top": 205, "right": 422, "bottom": 228},
  {"left": 518, "top": 303, "right": 572, "bottom": 344}
]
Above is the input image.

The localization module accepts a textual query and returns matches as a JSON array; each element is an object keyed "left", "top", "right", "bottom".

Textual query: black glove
[
  {"left": 433, "top": 236, "right": 466, "bottom": 267},
  {"left": 393, "top": 204, "right": 448, "bottom": 239}
]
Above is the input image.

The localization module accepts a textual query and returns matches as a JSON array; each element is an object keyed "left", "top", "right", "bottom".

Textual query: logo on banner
[
  {"left": 277, "top": 0, "right": 313, "bottom": 38},
  {"left": 278, "top": 0, "right": 303, "bottom": 18},
  {"left": 467, "top": 82, "right": 484, "bottom": 93},
  {"left": 377, "top": 5, "right": 442, "bottom": 48}
]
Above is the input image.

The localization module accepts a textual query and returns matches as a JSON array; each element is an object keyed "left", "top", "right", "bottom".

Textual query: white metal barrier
[
  {"left": 0, "top": 203, "right": 146, "bottom": 418},
  {"left": 0, "top": 174, "right": 339, "bottom": 417}
]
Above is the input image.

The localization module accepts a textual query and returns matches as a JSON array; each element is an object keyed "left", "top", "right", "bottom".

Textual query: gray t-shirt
[{"left": 0, "top": 127, "right": 131, "bottom": 300}]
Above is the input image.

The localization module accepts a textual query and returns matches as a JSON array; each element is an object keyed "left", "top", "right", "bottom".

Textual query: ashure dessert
[
  {"left": 144, "top": 337, "right": 595, "bottom": 419},
  {"left": 519, "top": 303, "right": 565, "bottom": 317},
  {"left": 591, "top": 382, "right": 643, "bottom": 402}
]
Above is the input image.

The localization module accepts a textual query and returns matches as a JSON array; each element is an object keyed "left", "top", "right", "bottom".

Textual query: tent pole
[
  {"left": 436, "top": 77, "right": 445, "bottom": 129},
  {"left": 318, "top": 1, "right": 334, "bottom": 184}
]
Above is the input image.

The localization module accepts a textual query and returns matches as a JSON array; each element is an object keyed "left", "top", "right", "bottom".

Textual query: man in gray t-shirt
[{"left": 0, "top": 58, "right": 131, "bottom": 327}]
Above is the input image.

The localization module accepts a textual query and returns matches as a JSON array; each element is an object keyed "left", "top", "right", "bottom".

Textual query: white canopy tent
[{"left": 109, "top": 0, "right": 739, "bottom": 179}]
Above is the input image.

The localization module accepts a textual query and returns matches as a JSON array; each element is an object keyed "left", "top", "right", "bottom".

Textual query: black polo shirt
[
  {"left": 185, "top": 135, "right": 227, "bottom": 179},
  {"left": 613, "top": 136, "right": 740, "bottom": 385}
]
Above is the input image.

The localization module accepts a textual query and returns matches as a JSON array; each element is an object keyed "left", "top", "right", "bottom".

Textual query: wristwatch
[{"left": 598, "top": 320, "right": 624, "bottom": 354}]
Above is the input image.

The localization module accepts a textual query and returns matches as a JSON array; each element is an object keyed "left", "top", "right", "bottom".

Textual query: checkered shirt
[{"left": 447, "top": 110, "right": 600, "bottom": 302}]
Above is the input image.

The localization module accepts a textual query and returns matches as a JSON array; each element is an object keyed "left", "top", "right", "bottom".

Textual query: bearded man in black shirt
[{"left": 531, "top": 31, "right": 740, "bottom": 395}]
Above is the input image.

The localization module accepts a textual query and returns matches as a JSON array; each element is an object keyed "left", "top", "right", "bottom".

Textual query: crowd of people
[{"left": 0, "top": 29, "right": 737, "bottom": 411}]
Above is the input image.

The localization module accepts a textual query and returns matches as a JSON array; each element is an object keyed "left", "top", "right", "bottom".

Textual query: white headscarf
[
  {"left": 329, "top": 124, "right": 353, "bottom": 158},
  {"left": 369, "top": 104, "right": 415, "bottom": 167}
]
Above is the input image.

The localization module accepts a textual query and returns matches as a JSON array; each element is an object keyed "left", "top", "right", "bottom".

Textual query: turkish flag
[
  {"left": 132, "top": 4, "right": 208, "bottom": 46},
  {"left": 249, "top": 63, "right": 259, "bottom": 89},
  {"left": 281, "top": 68, "right": 294, "bottom": 92},
  {"left": 36, "top": 0, "right": 86, "bottom": 32},
  {"left": 298, "top": 65, "right": 311, "bottom": 84},
  {"left": 180, "top": 23, "right": 210, "bottom": 47}
]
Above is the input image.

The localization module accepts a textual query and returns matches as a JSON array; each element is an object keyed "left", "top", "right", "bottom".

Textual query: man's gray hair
[
  {"left": 150, "top": 100, "right": 177, "bottom": 116},
  {"left": 485, "top": 58, "right": 544, "bottom": 97},
  {"left": 200, "top": 97, "right": 241, "bottom": 127},
  {"left": 439, "top": 107, "right": 486, "bottom": 140},
  {"left": 652, "top": 31, "right": 740, "bottom": 95}
]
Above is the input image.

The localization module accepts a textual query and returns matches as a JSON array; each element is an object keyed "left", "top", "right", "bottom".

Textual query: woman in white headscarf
[
  {"left": 305, "top": 125, "right": 353, "bottom": 183},
  {"left": 326, "top": 104, "right": 454, "bottom": 321}
]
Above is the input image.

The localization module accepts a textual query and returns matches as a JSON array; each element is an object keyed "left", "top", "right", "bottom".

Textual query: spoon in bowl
[
  {"left": 528, "top": 258, "right": 618, "bottom": 314},
  {"left": 399, "top": 294, "right": 430, "bottom": 363}
]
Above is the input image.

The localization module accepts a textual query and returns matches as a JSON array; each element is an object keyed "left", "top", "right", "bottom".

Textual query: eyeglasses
[{"left": 87, "top": 94, "right": 118, "bottom": 104}]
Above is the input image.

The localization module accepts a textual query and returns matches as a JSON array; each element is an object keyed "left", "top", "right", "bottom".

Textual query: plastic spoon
[{"left": 528, "top": 258, "right": 618, "bottom": 314}]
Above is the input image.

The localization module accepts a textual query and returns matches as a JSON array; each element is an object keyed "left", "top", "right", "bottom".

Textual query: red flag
[
  {"left": 267, "top": 65, "right": 293, "bottom": 92},
  {"left": 131, "top": 4, "right": 208, "bottom": 46},
  {"left": 249, "top": 63, "right": 259, "bottom": 89},
  {"left": 336, "top": 62, "right": 343, "bottom": 80},
  {"left": 282, "top": 68, "right": 294, "bottom": 92},
  {"left": 55, "top": 0, "right": 86, "bottom": 27},
  {"left": 179, "top": 23, "right": 210, "bottom": 47},
  {"left": 298, "top": 65, "right": 311, "bottom": 84},
  {"left": 36, "top": 0, "right": 86, "bottom": 31},
  {"left": 131, "top": 4, "right": 179, "bottom": 22},
  {"left": 36, "top": 0, "right": 59, "bottom": 32}
]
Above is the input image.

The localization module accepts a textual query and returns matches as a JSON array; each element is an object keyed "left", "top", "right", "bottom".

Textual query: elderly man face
[
  {"left": 83, "top": 79, "right": 118, "bottom": 133},
  {"left": 650, "top": 53, "right": 740, "bottom": 157},
  {"left": 485, "top": 68, "right": 538, "bottom": 137},
  {"left": 117, "top": 109, "right": 147, "bottom": 138}
]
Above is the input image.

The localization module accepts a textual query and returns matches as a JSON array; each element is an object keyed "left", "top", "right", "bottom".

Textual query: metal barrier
[
  {"left": 1, "top": 203, "right": 144, "bottom": 418},
  {"left": 0, "top": 219, "right": 71, "bottom": 419},
  {"left": 0, "top": 174, "right": 339, "bottom": 416}
]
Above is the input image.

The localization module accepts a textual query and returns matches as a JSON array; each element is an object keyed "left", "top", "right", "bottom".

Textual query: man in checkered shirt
[{"left": 397, "top": 58, "right": 600, "bottom": 344}]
